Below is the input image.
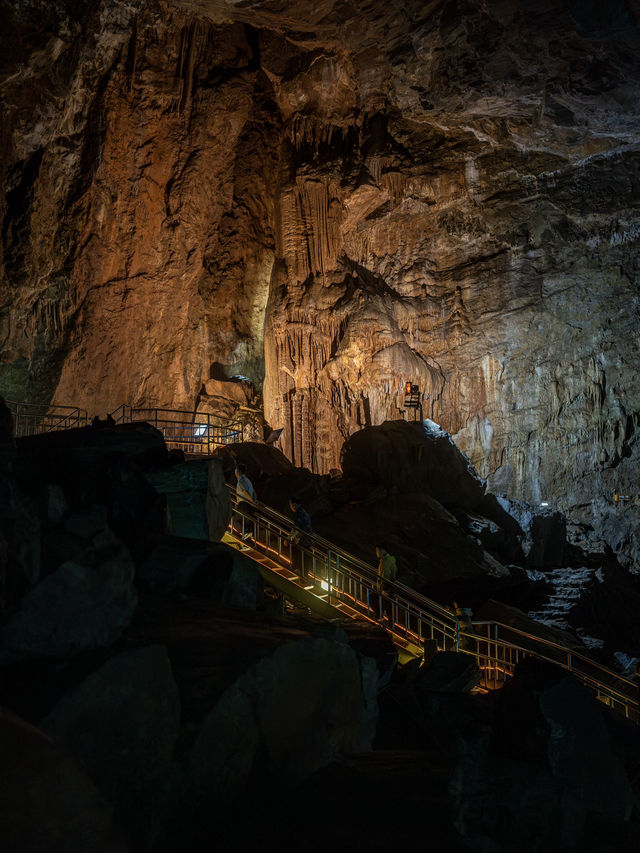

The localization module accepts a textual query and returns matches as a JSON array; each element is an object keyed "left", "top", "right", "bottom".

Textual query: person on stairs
[
  {"left": 375, "top": 545, "right": 398, "bottom": 623},
  {"left": 235, "top": 463, "right": 257, "bottom": 542},
  {"left": 235, "top": 463, "right": 257, "bottom": 502}
]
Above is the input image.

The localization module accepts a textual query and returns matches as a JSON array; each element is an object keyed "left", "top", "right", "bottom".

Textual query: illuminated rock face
[{"left": 1, "top": 0, "right": 640, "bottom": 529}]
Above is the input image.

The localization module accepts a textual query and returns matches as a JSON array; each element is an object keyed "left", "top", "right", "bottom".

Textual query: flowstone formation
[{"left": 1, "top": 0, "right": 640, "bottom": 545}]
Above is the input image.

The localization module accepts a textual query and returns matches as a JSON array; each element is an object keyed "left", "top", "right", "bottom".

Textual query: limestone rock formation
[{"left": 1, "top": 1, "right": 639, "bottom": 559}]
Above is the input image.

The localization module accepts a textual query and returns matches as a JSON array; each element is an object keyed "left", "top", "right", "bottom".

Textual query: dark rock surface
[
  {"left": 146, "top": 456, "right": 232, "bottom": 541},
  {"left": 341, "top": 420, "right": 487, "bottom": 512},
  {"left": 0, "top": 521, "right": 136, "bottom": 664},
  {"left": 139, "top": 534, "right": 264, "bottom": 610},
  {"left": 205, "top": 457, "right": 232, "bottom": 541},
  {"left": 493, "top": 494, "right": 567, "bottom": 569},
  {"left": 191, "top": 635, "right": 378, "bottom": 800},
  {"left": 0, "top": 707, "right": 130, "bottom": 853},
  {"left": 41, "top": 645, "right": 180, "bottom": 816}
]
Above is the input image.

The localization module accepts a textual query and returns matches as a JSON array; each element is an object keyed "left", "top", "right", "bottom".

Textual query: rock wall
[{"left": 1, "top": 0, "right": 640, "bottom": 522}]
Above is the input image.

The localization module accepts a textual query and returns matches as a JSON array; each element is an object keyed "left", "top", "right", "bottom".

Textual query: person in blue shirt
[{"left": 289, "top": 497, "right": 312, "bottom": 540}]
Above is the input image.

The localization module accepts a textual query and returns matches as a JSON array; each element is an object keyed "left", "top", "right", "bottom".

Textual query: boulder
[
  {"left": 138, "top": 536, "right": 263, "bottom": 610},
  {"left": 203, "top": 377, "right": 251, "bottom": 406},
  {"left": 215, "top": 442, "right": 295, "bottom": 481},
  {"left": 0, "top": 521, "right": 137, "bottom": 663},
  {"left": 413, "top": 651, "right": 481, "bottom": 695},
  {"left": 206, "top": 457, "right": 232, "bottom": 541},
  {"left": 191, "top": 637, "right": 378, "bottom": 803},
  {"left": 105, "top": 456, "right": 169, "bottom": 561},
  {"left": 493, "top": 658, "right": 634, "bottom": 823},
  {"left": 0, "top": 396, "right": 13, "bottom": 442},
  {"left": 45, "top": 482, "right": 69, "bottom": 525},
  {"left": 340, "top": 420, "right": 486, "bottom": 513},
  {"left": 462, "top": 507, "right": 524, "bottom": 564},
  {"left": 0, "top": 707, "right": 129, "bottom": 853},
  {"left": 15, "top": 424, "right": 168, "bottom": 502},
  {"left": 0, "top": 471, "right": 41, "bottom": 611},
  {"left": 313, "top": 492, "right": 495, "bottom": 589},
  {"left": 146, "top": 459, "right": 210, "bottom": 539},
  {"left": 539, "top": 676, "right": 633, "bottom": 822},
  {"left": 41, "top": 646, "right": 180, "bottom": 814}
]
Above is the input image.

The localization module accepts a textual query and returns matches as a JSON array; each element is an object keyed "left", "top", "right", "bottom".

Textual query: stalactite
[{"left": 301, "top": 392, "right": 311, "bottom": 469}]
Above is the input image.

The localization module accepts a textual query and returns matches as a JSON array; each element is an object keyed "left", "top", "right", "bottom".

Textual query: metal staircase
[
  {"left": 6, "top": 397, "right": 637, "bottom": 722},
  {"left": 227, "top": 488, "right": 639, "bottom": 724}
]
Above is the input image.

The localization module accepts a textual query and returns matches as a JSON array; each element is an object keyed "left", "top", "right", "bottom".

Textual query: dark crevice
[{"left": 2, "top": 148, "right": 44, "bottom": 283}]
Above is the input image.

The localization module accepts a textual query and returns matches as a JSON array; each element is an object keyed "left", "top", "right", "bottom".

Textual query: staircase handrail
[
  {"left": 228, "top": 485, "right": 638, "bottom": 717},
  {"left": 459, "top": 628, "right": 637, "bottom": 707},
  {"left": 229, "top": 486, "right": 465, "bottom": 628},
  {"left": 468, "top": 619, "right": 637, "bottom": 694}
]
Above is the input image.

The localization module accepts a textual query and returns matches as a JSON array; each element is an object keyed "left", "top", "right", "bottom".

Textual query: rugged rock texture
[
  {"left": 191, "top": 635, "right": 378, "bottom": 803},
  {"left": 0, "top": 519, "right": 137, "bottom": 663},
  {"left": 0, "top": 707, "right": 130, "bottom": 853},
  {"left": 1, "top": 0, "right": 640, "bottom": 559},
  {"left": 41, "top": 645, "right": 181, "bottom": 814}
]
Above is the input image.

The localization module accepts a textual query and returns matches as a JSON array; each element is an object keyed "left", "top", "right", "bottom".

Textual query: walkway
[
  {"left": 6, "top": 399, "right": 243, "bottom": 451},
  {"left": 226, "top": 489, "right": 639, "bottom": 724},
  {"left": 7, "top": 397, "right": 638, "bottom": 722}
]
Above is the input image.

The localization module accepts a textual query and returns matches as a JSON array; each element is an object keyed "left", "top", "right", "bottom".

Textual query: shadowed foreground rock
[
  {"left": 146, "top": 457, "right": 232, "bottom": 541},
  {"left": 0, "top": 707, "right": 129, "bottom": 853},
  {"left": 41, "top": 645, "right": 181, "bottom": 817},
  {"left": 191, "top": 636, "right": 378, "bottom": 801},
  {"left": 0, "top": 520, "right": 136, "bottom": 664},
  {"left": 138, "top": 534, "right": 264, "bottom": 609}
]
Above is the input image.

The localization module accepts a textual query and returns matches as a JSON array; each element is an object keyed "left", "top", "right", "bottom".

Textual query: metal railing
[
  {"left": 6, "top": 398, "right": 243, "bottom": 453},
  {"left": 228, "top": 488, "right": 639, "bottom": 724},
  {"left": 111, "top": 404, "right": 243, "bottom": 453},
  {"left": 6, "top": 399, "right": 88, "bottom": 436}
]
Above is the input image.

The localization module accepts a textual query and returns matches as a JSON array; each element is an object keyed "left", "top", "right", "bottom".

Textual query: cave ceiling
[{"left": 1, "top": 0, "right": 640, "bottom": 519}]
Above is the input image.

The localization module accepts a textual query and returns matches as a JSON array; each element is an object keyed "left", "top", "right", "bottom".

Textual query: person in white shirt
[
  {"left": 235, "top": 464, "right": 257, "bottom": 502},
  {"left": 234, "top": 463, "right": 257, "bottom": 542}
]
